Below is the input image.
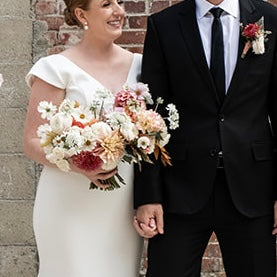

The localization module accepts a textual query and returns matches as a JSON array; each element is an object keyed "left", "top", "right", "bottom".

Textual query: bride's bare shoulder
[
  {"left": 58, "top": 46, "right": 80, "bottom": 60},
  {"left": 116, "top": 46, "right": 134, "bottom": 62}
]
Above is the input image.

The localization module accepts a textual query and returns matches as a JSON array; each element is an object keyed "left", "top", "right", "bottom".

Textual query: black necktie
[{"left": 210, "top": 8, "right": 225, "bottom": 104}]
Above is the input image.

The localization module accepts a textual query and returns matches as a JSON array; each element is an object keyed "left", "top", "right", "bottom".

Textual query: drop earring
[{"left": 84, "top": 22, "right": 88, "bottom": 30}]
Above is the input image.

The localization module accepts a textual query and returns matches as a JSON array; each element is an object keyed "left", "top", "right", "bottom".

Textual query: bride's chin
[
  {"left": 107, "top": 24, "right": 123, "bottom": 35},
  {"left": 110, "top": 31, "right": 123, "bottom": 41}
]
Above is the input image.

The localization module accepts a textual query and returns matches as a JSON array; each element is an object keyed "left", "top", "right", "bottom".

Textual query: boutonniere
[{"left": 240, "top": 16, "right": 271, "bottom": 59}]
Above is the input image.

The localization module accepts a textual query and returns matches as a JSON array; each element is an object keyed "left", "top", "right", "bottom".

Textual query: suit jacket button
[
  {"left": 210, "top": 149, "right": 217, "bottom": 157},
  {"left": 219, "top": 114, "right": 225, "bottom": 122}
]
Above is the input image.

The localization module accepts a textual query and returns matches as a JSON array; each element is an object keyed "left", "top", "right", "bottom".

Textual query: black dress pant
[{"left": 146, "top": 169, "right": 276, "bottom": 277}]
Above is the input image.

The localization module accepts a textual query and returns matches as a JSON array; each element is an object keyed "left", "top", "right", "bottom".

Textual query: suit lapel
[
  {"left": 178, "top": 0, "right": 220, "bottom": 105},
  {"left": 221, "top": 0, "right": 262, "bottom": 110}
]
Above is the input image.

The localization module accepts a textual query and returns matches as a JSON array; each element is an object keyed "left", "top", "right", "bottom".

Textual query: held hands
[
  {"left": 134, "top": 204, "right": 164, "bottom": 238},
  {"left": 70, "top": 161, "right": 118, "bottom": 190}
]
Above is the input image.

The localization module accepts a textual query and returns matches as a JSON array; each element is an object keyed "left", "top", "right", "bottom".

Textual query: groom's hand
[
  {"left": 134, "top": 204, "right": 164, "bottom": 238},
  {"left": 272, "top": 201, "right": 277, "bottom": 235}
]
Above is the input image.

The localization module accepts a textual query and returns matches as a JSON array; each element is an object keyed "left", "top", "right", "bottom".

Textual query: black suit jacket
[{"left": 134, "top": 0, "right": 277, "bottom": 217}]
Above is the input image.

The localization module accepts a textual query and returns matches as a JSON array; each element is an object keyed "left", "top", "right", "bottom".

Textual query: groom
[{"left": 134, "top": 0, "right": 277, "bottom": 276}]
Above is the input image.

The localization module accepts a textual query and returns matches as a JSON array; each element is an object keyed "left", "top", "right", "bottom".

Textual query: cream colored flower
[
  {"left": 72, "top": 107, "right": 93, "bottom": 124},
  {"left": 50, "top": 113, "right": 73, "bottom": 134},
  {"left": 94, "top": 130, "right": 124, "bottom": 167},
  {"left": 46, "top": 147, "right": 65, "bottom": 163},
  {"left": 56, "top": 159, "right": 70, "bottom": 172},
  {"left": 136, "top": 109, "right": 166, "bottom": 133},
  {"left": 137, "top": 136, "right": 151, "bottom": 150},
  {"left": 90, "top": 122, "right": 112, "bottom": 139},
  {"left": 81, "top": 126, "right": 98, "bottom": 151},
  {"left": 158, "top": 132, "right": 171, "bottom": 148},
  {"left": 38, "top": 101, "right": 57, "bottom": 120},
  {"left": 120, "top": 123, "right": 138, "bottom": 142},
  {"left": 252, "top": 36, "right": 265, "bottom": 55},
  {"left": 58, "top": 99, "right": 76, "bottom": 113},
  {"left": 64, "top": 126, "right": 84, "bottom": 149}
]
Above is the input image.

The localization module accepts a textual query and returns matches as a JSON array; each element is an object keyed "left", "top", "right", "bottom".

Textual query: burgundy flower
[
  {"left": 242, "top": 23, "right": 260, "bottom": 39},
  {"left": 72, "top": 151, "right": 102, "bottom": 171}
]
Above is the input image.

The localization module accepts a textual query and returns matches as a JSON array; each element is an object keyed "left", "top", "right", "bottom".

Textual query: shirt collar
[{"left": 195, "top": 0, "right": 239, "bottom": 19}]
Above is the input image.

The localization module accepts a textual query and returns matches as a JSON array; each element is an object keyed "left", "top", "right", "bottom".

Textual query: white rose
[
  {"left": 53, "top": 147, "right": 66, "bottom": 159},
  {"left": 50, "top": 113, "right": 73, "bottom": 134},
  {"left": 46, "top": 147, "right": 66, "bottom": 164},
  {"left": 252, "top": 36, "right": 265, "bottom": 55},
  {"left": 90, "top": 122, "right": 112, "bottom": 139},
  {"left": 158, "top": 133, "right": 171, "bottom": 148},
  {"left": 56, "top": 159, "right": 71, "bottom": 172},
  {"left": 120, "top": 123, "right": 138, "bottom": 142},
  {"left": 108, "top": 112, "right": 129, "bottom": 129}
]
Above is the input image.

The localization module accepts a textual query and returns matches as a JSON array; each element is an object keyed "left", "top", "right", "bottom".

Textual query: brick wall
[{"left": 0, "top": 0, "right": 276, "bottom": 276}]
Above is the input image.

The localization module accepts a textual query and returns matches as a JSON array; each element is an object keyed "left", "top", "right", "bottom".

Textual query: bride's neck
[{"left": 77, "top": 36, "right": 117, "bottom": 60}]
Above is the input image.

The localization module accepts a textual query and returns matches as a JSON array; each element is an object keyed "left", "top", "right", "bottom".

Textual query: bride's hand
[
  {"left": 133, "top": 216, "right": 158, "bottom": 238},
  {"left": 70, "top": 162, "right": 118, "bottom": 190}
]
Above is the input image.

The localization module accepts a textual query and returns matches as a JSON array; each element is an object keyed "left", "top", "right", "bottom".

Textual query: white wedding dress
[{"left": 26, "top": 54, "right": 143, "bottom": 277}]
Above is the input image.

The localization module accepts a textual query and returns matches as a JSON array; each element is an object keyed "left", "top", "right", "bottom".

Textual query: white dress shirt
[{"left": 195, "top": 0, "right": 240, "bottom": 92}]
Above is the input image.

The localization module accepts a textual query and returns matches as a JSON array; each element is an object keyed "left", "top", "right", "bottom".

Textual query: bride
[{"left": 23, "top": 0, "right": 153, "bottom": 276}]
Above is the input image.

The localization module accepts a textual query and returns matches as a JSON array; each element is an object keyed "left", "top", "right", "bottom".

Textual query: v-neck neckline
[{"left": 56, "top": 53, "right": 137, "bottom": 94}]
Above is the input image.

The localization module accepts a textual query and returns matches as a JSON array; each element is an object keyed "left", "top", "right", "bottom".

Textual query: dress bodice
[{"left": 26, "top": 53, "right": 142, "bottom": 106}]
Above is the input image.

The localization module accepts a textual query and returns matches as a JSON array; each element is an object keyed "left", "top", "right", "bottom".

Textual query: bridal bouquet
[{"left": 37, "top": 83, "right": 179, "bottom": 190}]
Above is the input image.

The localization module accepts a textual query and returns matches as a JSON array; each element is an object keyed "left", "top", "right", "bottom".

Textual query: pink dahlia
[
  {"left": 114, "top": 90, "right": 133, "bottom": 108},
  {"left": 136, "top": 109, "right": 166, "bottom": 133}
]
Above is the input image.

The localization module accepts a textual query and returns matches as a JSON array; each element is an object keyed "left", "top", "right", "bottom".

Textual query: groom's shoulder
[
  {"left": 252, "top": 0, "right": 277, "bottom": 21},
  {"left": 150, "top": 0, "right": 186, "bottom": 22}
]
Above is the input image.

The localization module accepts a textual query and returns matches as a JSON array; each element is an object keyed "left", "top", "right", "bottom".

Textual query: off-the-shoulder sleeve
[{"left": 25, "top": 56, "right": 66, "bottom": 89}]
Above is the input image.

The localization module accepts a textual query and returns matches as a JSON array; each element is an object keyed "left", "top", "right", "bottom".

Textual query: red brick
[
  {"left": 126, "top": 46, "right": 144, "bottom": 54},
  {"left": 35, "top": 1, "right": 57, "bottom": 15},
  {"left": 128, "top": 16, "right": 147, "bottom": 29},
  {"left": 201, "top": 257, "right": 224, "bottom": 272},
  {"left": 45, "top": 31, "right": 58, "bottom": 46},
  {"left": 58, "top": 31, "right": 82, "bottom": 46},
  {"left": 209, "top": 232, "right": 218, "bottom": 242},
  {"left": 115, "top": 31, "right": 145, "bottom": 44},
  {"left": 150, "top": 1, "right": 170, "bottom": 14},
  {"left": 124, "top": 1, "right": 146, "bottom": 13},
  {"left": 47, "top": 45, "right": 65, "bottom": 55},
  {"left": 37, "top": 16, "right": 65, "bottom": 31},
  {"left": 58, "top": 32, "right": 70, "bottom": 45},
  {"left": 203, "top": 243, "right": 222, "bottom": 258}
]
